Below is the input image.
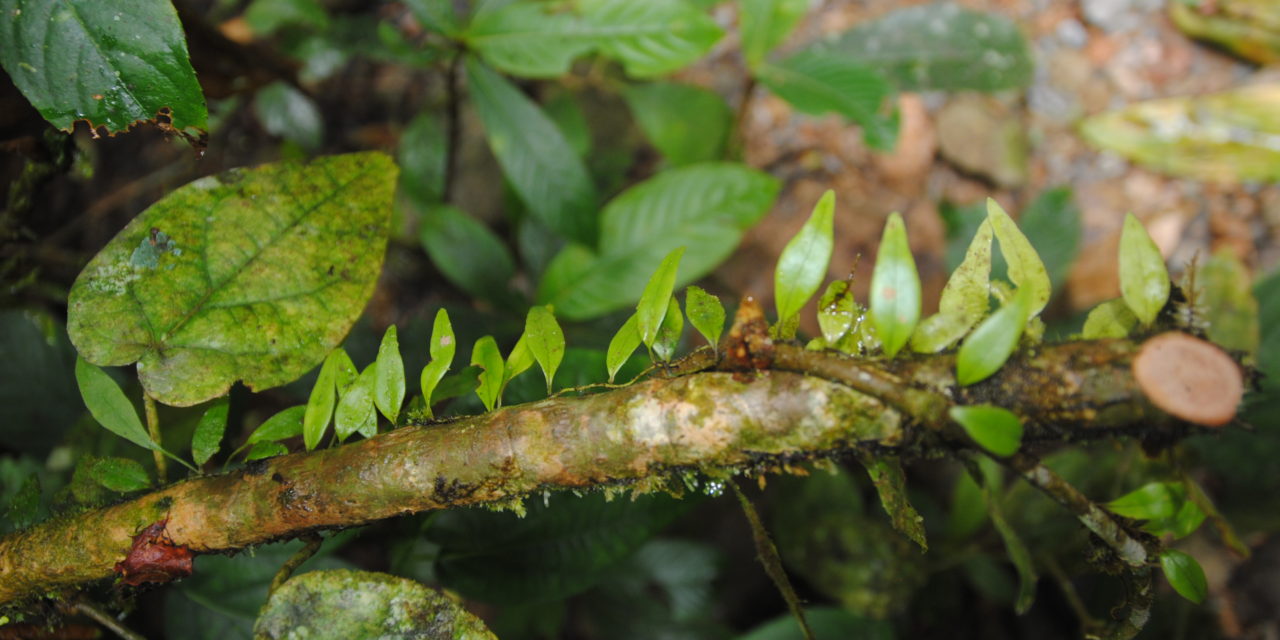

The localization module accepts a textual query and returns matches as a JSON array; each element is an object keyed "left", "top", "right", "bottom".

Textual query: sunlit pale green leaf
[
  {"left": 1081, "top": 299, "right": 1138, "bottom": 339},
  {"left": 740, "top": 0, "right": 808, "bottom": 69},
  {"left": 1119, "top": 213, "right": 1170, "bottom": 326},
  {"left": 526, "top": 306, "right": 565, "bottom": 394},
  {"left": 0, "top": 0, "right": 207, "bottom": 134},
  {"left": 1161, "top": 550, "right": 1207, "bottom": 604},
  {"left": 472, "top": 336, "right": 505, "bottom": 412},
  {"left": 949, "top": 405, "right": 1023, "bottom": 457},
  {"left": 912, "top": 219, "right": 992, "bottom": 353},
  {"left": 419, "top": 309, "right": 455, "bottom": 419},
  {"left": 246, "top": 442, "right": 289, "bottom": 461},
  {"left": 374, "top": 325, "right": 405, "bottom": 424},
  {"left": 817, "top": 280, "right": 856, "bottom": 345},
  {"left": 246, "top": 405, "right": 306, "bottom": 446},
  {"left": 75, "top": 357, "right": 159, "bottom": 453},
  {"left": 653, "top": 296, "right": 684, "bottom": 363},
  {"left": 637, "top": 248, "right": 685, "bottom": 348},
  {"left": 67, "top": 153, "right": 396, "bottom": 407},
  {"left": 956, "top": 286, "right": 1032, "bottom": 386},
  {"left": 607, "top": 314, "right": 642, "bottom": 383},
  {"left": 192, "top": 397, "right": 229, "bottom": 466},
  {"left": 869, "top": 213, "right": 920, "bottom": 358},
  {"left": 89, "top": 457, "right": 151, "bottom": 493},
  {"left": 504, "top": 335, "right": 534, "bottom": 386},
  {"left": 987, "top": 199, "right": 1050, "bottom": 317},
  {"left": 335, "top": 365, "right": 377, "bottom": 442},
  {"left": 775, "top": 190, "right": 835, "bottom": 337},
  {"left": 685, "top": 286, "right": 726, "bottom": 351},
  {"left": 623, "top": 83, "right": 732, "bottom": 166},
  {"left": 1108, "top": 481, "right": 1182, "bottom": 521}
]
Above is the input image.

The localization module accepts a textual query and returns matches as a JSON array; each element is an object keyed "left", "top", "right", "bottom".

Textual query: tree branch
[{"left": 0, "top": 338, "right": 1229, "bottom": 606}]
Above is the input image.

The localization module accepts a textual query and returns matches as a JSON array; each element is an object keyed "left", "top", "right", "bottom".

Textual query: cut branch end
[{"left": 1132, "top": 332, "right": 1244, "bottom": 427}]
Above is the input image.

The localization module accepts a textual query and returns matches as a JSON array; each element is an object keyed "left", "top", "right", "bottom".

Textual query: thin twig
[
  {"left": 75, "top": 601, "right": 146, "bottom": 640},
  {"left": 731, "top": 481, "right": 813, "bottom": 640},
  {"left": 268, "top": 533, "right": 323, "bottom": 597}
]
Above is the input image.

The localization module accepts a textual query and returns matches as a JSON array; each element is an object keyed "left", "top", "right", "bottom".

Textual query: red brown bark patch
[
  {"left": 721, "top": 296, "right": 774, "bottom": 373},
  {"left": 113, "top": 518, "right": 194, "bottom": 586},
  {"left": 1132, "top": 332, "right": 1243, "bottom": 427}
]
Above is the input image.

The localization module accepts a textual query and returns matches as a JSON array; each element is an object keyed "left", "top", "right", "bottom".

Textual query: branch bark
[{"left": 0, "top": 337, "right": 1226, "bottom": 607}]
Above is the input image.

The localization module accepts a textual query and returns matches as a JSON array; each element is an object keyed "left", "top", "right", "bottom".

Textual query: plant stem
[
  {"left": 268, "top": 534, "right": 323, "bottom": 597},
  {"left": 143, "top": 392, "right": 166, "bottom": 483},
  {"left": 443, "top": 50, "right": 462, "bottom": 204},
  {"left": 731, "top": 481, "right": 813, "bottom": 640},
  {"left": 74, "top": 601, "right": 146, "bottom": 640}
]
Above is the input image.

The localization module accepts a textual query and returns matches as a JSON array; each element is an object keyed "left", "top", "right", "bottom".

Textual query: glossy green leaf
[
  {"left": 525, "top": 306, "right": 565, "bottom": 394},
  {"left": 1108, "top": 482, "right": 1182, "bottom": 521},
  {"left": 869, "top": 213, "right": 920, "bottom": 358},
  {"left": 246, "top": 405, "right": 306, "bottom": 446},
  {"left": 255, "top": 570, "right": 496, "bottom": 640},
  {"left": 465, "top": 57, "right": 597, "bottom": 245},
  {"left": 0, "top": 0, "right": 207, "bottom": 134},
  {"left": 191, "top": 397, "right": 229, "bottom": 466},
  {"left": 685, "top": 286, "right": 726, "bottom": 350},
  {"left": 740, "top": 0, "right": 808, "bottom": 69},
  {"left": 465, "top": 0, "right": 723, "bottom": 78},
  {"left": 504, "top": 335, "right": 535, "bottom": 386},
  {"left": 538, "top": 164, "right": 778, "bottom": 320},
  {"left": 1082, "top": 299, "right": 1139, "bottom": 339},
  {"left": 623, "top": 82, "right": 732, "bottom": 166},
  {"left": 775, "top": 190, "right": 836, "bottom": 337},
  {"left": 956, "top": 286, "right": 1032, "bottom": 386},
  {"left": 374, "top": 325, "right": 405, "bottom": 424},
  {"left": 811, "top": 4, "right": 1033, "bottom": 91},
  {"left": 607, "top": 314, "right": 642, "bottom": 383},
  {"left": 335, "top": 365, "right": 377, "bottom": 442},
  {"left": 1081, "top": 84, "right": 1280, "bottom": 183},
  {"left": 949, "top": 405, "right": 1023, "bottom": 457},
  {"left": 398, "top": 110, "right": 448, "bottom": 206},
  {"left": 89, "top": 457, "right": 151, "bottom": 493},
  {"left": 986, "top": 199, "right": 1050, "bottom": 317},
  {"left": 420, "top": 205, "right": 516, "bottom": 303},
  {"left": 1119, "top": 213, "right": 1170, "bottom": 326},
  {"left": 817, "top": 280, "right": 856, "bottom": 345},
  {"left": 328, "top": 348, "right": 358, "bottom": 394},
  {"left": 912, "top": 219, "right": 993, "bottom": 353},
  {"left": 471, "top": 336, "right": 505, "bottom": 412},
  {"left": 1160, "top": 550, "right": 1208, "bottom": 604},
  {"left": 67, "top": 153, "right": 396, "bottom": 407},
  {"left": 74, "top": 357, "right": 159, "bottom": 453},
  {"left": 637, "top": 248, "right": 685, "bottom": 348},
  {"left": 246, "top": 441, "right": 289, "bottom": 461},
  {"left": 653, "top": 296, "right": 684, "bottom": 363},
  {"left": 303, "top": 350, "right": 344, "bottom": 451},
  {"left": 253, "top": 81, "right": 323, "bottom": 151},
  {"left": 1197, "top": 250, "right": 1260, "bottom": 354},
  {"left": 419, "top": 309, "right": 455, "bottom": 419},
  {"left": 756, "top": 51, "right": 893, "bottom": 150}
]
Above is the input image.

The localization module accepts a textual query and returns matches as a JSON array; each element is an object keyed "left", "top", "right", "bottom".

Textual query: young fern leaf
[
  {"left": 607, "top": 314, "right": 642, "bottom": 383},
  {"left": 956, "top": 286, "right": 1033, "bottom": 386},
  {"left": 419, "top": 309, "right": 456, "bottom": 419},
  {"left": 774, "top": 189, "right": 835, "bottom": 339},
  {"left": 1119, "top": 213, "right": 1170, "bottom": 326},
  {"left": 335, "top": 365, "right": 377, "bottom": 442},
  {"left": 869, "top": 212, "right": 920, "bottom": 358},
  {"left": 912, "top": 219, "right": 993, "bottom": 353},
  {"left": 653, "top": 296, "right": 684, "bottom": 363},
  {"left": 637, "top": 247, "right": 685, "bottom": 348},
  {"left": 987, "top": 199, "right": 1050, "bottom": 317},
  {"left": 471, "top": 336, "right": 505, "bottom": 412},
  {"left": 525, "top": 305, "right": 565, "bottom": 395},
  {"left": 685, "top": 286, "right": 726, "bottom": 352},
  {"left": 374, "top": 325, "right": 406, "bottom": 425}
]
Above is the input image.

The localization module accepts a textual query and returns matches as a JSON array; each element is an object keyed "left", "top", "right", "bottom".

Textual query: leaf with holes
[{"left": 67, "top": 153, "right": 395, "bottom": 407}]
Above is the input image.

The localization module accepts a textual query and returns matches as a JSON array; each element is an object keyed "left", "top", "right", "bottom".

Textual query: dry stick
[
  {"left": 73, "top": 601, "right": 146, "bottom": 640},
  {"left": 731, "top": 481, "right": 813, "bottom": 640}
]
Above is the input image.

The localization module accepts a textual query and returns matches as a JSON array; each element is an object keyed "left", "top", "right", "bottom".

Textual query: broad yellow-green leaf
[
  {"left": 1119, "top": 213, "right": 1170, "bottom": 326},
  {"left": 419, "top": 309, "right": 455, "bottom": 419},
  {"left": 335, "top": 365, "right": 376, "bottom": 442},
  {"left": 653, "top": 296, "right": 683, "bottom": 363},
  {"left": 191, "top": 397, "right": 229, "bottom": 466},
  {"left": 949, "top": 405, "right": 1023, "bottom": 457},
  {"left": 912, "top": 219, "right": 993, "bottom": 353},
  {"left": 1081, "top": 299, "right": 1138, "bottom": 339},
  {"left": 817, "top": 279, "right": 856, "bottom": 345},
  {"left": 74, "top": 357, "right": 158, "bottom": 454},
  {"left": 637, "top": 247, "right": 685, "bottom": 348},
  {"left": 525, "top": 306, "right": 565, "bottom": 394},
  {"left": 775, "top": 190, "right": 835, "bottom": 337},
  {"left": 956, "top": 286, "right": 1033, "bottom": 386},
  {"left": 685, "top": 286, "right": 725, "bottom": 350},
  {"left": 607, "top": 314, "right": 642, "bottom": 383},
  {"left": 1160, "top": 550, "right": 1207, "bottom": 604},
  {"left": 740, "top": 0, "right": 808, "bottom": 69},
  {"left": 303, "top": 350, "right": 343, "bottom": 450},
  {"left": 1170, "top": 0, "right": 1280, "bottom": 65},
  {"left": 89, "top": 457, "right": 151, "bottom": 493},
  {"left": 987, "top": 199, "right": 1050, "bottom": 317},
  {"left": 471, "top": 336, "right": 505, "bottom": 412},
  {"left": 869, "top": 213, "right": 920, "bottom": 358},
  {"left": 67, "top": 152, "right": 396, "bottom": 407},
  {"left": 374, "top": 325, "right": 405, "bottom": 424}
]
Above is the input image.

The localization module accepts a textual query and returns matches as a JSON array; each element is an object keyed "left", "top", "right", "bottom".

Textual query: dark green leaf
[
  {"left": 607, "top": 314, "right": 642, "bottom": 383},
  {"left": 869, "top": 212, "right": 920, "bottom": 358},
  {"left": 756, "top": 51, "right": 893, "bottom": 150},
  {"left": 545, "top": 91, "right": 592, "bottom": 158},
  {"left": 255, "top": 570, "right": 497, "bottom": 639},
  {"left": 192, "top": 397, "right": 229, "bottom": 466},
  {"left": 246, "top": 405, "right": 306, "bottom": 446},
  {"left": 419, "top": 205, "right": 516, "bottom": 303},
  {"left": 0, "top": 0, "right": 207, "bottom": 134},
  {"left": 774, "top": 190, "right": 835, "bottom": 336},
  {"left": 471, "top": 336, "right": 505, "bottom": 412},
  {"left": 812, "top": 4, "right": 1033, "bottom": 91},
  {"left": 4, "top": 473, "right": 40, "bottom": 529},
  {"left": 335, "top": 366, "right": 376, "bottom": 442},
  {"left": 244, "top": 0, "right": 329, "bottom": 34},
  {"left": 685, "top": 286, "right": 726, "bottom": 350},
  {"left": 858, "top": 455, "right": 928, "bottom": 551},
  {"left": 303, "top": 350, "right": 342, "bottom": 451},
  {"left": 623, "top": 82, "right": 732, "bottom": 166},
  {"left": 537, "top": 164, "right": 778, "bottom": 320},
  {"left": 419, "top": 309, "right": 456, "bottom": 419},
  {"left": 403, "top": 0, "right": 461, "bottom": 36},
  {"left": 1119, "top": 213, "right": 1171, "bottom": 326},
  {"left": 987, "top": 199, "right": 1050, "bottom": 317},
  {"left": 465, "top": 57, "right": 597, "bottom": 245},
  {"left": 740, "top": 0, "right": 808, "bottom": 69},
  {"left": 74, "top": 357, "right": 158, "bottom": 453},
  {"left": 246, "top": 441, "right": 289, "bottom": 461},
  {"left": 1081, "top": 299, "right": 1138, "bottom": 339},
  {"left": 398, "top": 110, "right": 448, "bottom": 206},
  {"left": 253, "top": 81, "right": 323, "bottom": 151},
  {"left": 1160, "top": 550, "right": 1208, "bottom": 604},
  {"left": 525, "top": 306, "right": 565, "bottom": 394},
  {"left": 374, "top": 325, "right": 405, "bottom": 424},
  {"left": 652, "top": 296, "right": 684, "bottom": 363},
  {"left": 67, "top": 153, "right": 396, "bottom": 407},
  {"left": 431, "top": 366, "right": 482, "bottom": 405},
  {"left": 949, "top": 405, "right": 1023, "bottom": 457},
  {"left": 637, "top": 248, "right": 685, "bottom": 348},
  {"left": 0, "top": 311, "right": 80, "bottom": 455},
  {"left": 89, "top": 457, "right": 151, "bottom": 493},
  {"left": 955, "top": 286, "right": 1032, "bottom": 386}
]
